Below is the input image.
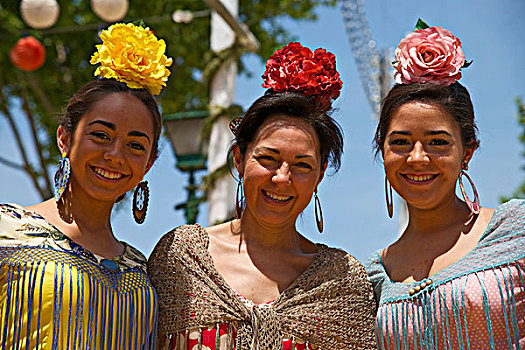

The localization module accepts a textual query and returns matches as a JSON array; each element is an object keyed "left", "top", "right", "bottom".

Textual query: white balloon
[
  {"left": 91, "top": 0, "right": 129, "bottom": 23},
  {"left": 20, "top": 0, "right": 60, "bottom": 29}
]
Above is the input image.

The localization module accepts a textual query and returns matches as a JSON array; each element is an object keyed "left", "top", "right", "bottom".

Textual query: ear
[
  {"left": 462, "top": 144, "right": 476, "bottom": 169},
  {"left": 56, "top": 126, "right": 71, "bottom": 155},
  {"left": 232, "top": 145, "right": 244, "bottom": 177},
  {"left": 317, "top": 161, "right": 328, "bottom": 186},
  {"left": 144, "top": 154, "right": 157, "bottom": 175}
]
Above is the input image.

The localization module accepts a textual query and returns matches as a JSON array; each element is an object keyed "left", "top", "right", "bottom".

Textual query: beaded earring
[
  {"left": 133, "top": 180, "right": 149, "bottom": 224},
  {"left": 54, "top": 152, "right": 70, "bottom": 202}
]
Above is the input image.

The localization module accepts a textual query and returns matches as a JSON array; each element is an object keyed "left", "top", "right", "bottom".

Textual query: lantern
[
  {"left": 20, "top": 0, "right": 60, "bottom": 29},
  {"left": 91, "top": 0, "right": 129, "bottom": 23},
  {"left": 9, "top": 36, "right": 46, "bottom": 72}
]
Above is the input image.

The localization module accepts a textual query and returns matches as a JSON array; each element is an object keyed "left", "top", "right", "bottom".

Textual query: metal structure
[
  {"left": 340, "top": 0, "right": 391, "bottom": 118},
  {"left": 340, "top": 0, "right": 407, "bottom": 232}
]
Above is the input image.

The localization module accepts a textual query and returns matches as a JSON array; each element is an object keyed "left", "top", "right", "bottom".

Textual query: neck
[
  {"left": 56, "top": 184, "right": 116, "bottom": 239},
  {"left": 238, "top": 210, "right": 301, "bottom": 252},
  {"left": 405, "top": 195, "right": 472, "bottom": 236}
]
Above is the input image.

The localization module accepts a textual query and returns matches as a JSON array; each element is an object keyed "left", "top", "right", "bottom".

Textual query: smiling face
[
  {"left": 234, "top": 115, "right": 325, "bottom": 227},
  {"left": 58, "top": 92, "right": 155, "bottom": 203},
  {"left": 383, "top": 101, "right": 474, "bottom": 210}
]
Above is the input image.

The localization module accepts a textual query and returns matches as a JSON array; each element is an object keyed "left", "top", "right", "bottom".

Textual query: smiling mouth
[
  {"left": 262, "top": 189, "right": 293, "bottom": 202},
  {"left": 92, "top": 167, "right": 124, "bottom": 180},
  {"left": 403, "top": 174, "right": 438, "bottom": 183}
]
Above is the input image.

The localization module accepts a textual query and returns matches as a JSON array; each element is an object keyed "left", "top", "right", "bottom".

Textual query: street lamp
[{"left": 164, "top": 111, "right": 208, "bottom": 224}]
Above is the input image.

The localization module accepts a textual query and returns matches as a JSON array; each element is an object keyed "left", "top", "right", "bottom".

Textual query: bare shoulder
[{"left": 479, "top": 206, "right": 495, "bottom": 226}]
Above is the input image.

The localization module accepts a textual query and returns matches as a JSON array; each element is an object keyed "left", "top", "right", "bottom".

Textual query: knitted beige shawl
[{"left": 147, "top": 224, "right": 376, "bottom": 350}]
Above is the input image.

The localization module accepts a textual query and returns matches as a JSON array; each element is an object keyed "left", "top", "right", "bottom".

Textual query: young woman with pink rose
[
  {"left": 365, "top": 19, "right": 524, "bottom": 349},
  {"left": 148, "top": 42, "right": 377, "bottom": 350}
]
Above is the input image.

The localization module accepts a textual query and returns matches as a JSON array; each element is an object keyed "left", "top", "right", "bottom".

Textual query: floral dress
[{"left": 0, "top": 203, "right": 157, "bottom": 349}]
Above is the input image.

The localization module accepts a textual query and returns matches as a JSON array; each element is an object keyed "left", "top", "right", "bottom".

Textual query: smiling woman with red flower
[
  {"left": 148, "top": 42, "right": 376, "bottom": 350},
  {"left": 365, "top": 19, "right": 525, "bottom": 349},
  {"left": 0, "top": 22, "right": 171, "bottom": 348}
]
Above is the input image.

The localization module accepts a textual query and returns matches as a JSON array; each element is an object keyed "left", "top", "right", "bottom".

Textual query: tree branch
[
  {"left": 0, "top": 78, "right": 47, "bottom": 200},
  {"left": 26, "top": 72, "right": 57, "bottom": 116},
  {"left": 19, "top": 76, "right": 53, "bottom": 197},
  {"left": 0, "top": 155, "right": 25, "bottom": 171}
]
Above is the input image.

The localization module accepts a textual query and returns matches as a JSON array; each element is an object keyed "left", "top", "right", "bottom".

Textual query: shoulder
[
  {"left": 120, "top": 242, "right": 148, "bottom": 267},
  {"left": 494, "top": 198, "right": 525, "bottom": 217},
  {"left": 147, "top": 224, "right": 206, "bottom": 273},
  {"left": 316, "top": 244, "right": 372, "bottom": 285},
  {"left": 481, "top": 199, "right": 525, "bottom": 241},
  {"left": 0, "top": 203, "right": 57, "bottom": 246},
  {"left": 149, "top": 224, "right": 206, "bottom": 257},
  {"left": 364, "top": 250, "right": 388, "bottom": 297}
]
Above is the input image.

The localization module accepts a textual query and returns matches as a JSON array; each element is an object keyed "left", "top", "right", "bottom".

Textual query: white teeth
[
  {"left": 93, "top": 167, "right": 123, "bottom": 180},
  {"left": 263, "top": 190, "right": 292, "bottom": 202},
  {"left": 406, "top": 174, "right": 434, "bottom": 182}
]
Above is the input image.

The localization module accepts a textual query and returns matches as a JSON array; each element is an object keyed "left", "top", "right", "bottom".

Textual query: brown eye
[
  {"left": 129, "top": 142, "right": 146, "bottom": 151},
  {"left": 429, "top": 139, "right": 449, "bottom": 146},
  {"left": 90, "top": 131, "right": 109, "bottom": 140},
  {"left": 389, "top": 138, "right": 409, "bottom": 146},
  {"left": 296, "top": 162, "right": 312, "bottom": 170}
]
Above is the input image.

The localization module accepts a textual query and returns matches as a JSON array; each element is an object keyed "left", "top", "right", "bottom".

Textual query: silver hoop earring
[
  {"left": 385, "top": 176, "right": 393, "bottom": 218},
  {"left": 235, "top": 176, "right": 244, "bottom": 219},
  {"left": 314, "top": 189, "right": 323, "bottom": 233}
]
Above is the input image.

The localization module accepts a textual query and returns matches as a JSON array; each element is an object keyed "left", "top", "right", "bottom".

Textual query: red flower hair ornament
[
  {"left": 393, "top": 19, "right": 471, "bottom": 86},
  {"left": 230, "top": 42, "right": 342, "bottom": 135},
  {"left": 262, "top": 42, "right": 342, "bottom": 108}
]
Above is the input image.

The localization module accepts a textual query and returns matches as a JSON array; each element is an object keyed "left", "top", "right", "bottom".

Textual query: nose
[
  {"left": 272, "top": 162, "right": 291, "bottom": 184},
  {"left": 104, "top": 142, "right": 125, "bottom": 165},
  {"left": 407, "top": 141, "right": 429, "bottom": 165}
]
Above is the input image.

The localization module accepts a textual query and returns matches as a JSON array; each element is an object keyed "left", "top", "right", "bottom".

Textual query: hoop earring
[
  {"left": 54, "top": 152, "right": 70, "bottom": 202},
  {"left": 133, "top": 181, "right": 149, "bottom": 224},
  {"left": 314, "top": 189, "right": 323, "bottom": 233},
  {"left": 235, "top": 176, "right": 244, "bottom": 219},
  {"left": 458, "top": 170, "right": 480, "bottom": 215},
  {"left": 385, "top": 176, "right": 393, "bottom": 218}
]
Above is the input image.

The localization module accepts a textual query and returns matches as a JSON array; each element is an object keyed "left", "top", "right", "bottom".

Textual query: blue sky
[{"left": 1, "top": 0, "right": 524, "bottom": 262}]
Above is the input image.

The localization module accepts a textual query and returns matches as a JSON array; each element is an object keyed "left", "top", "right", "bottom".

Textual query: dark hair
[
  {"left": 233, "top": 92, "right": 344, "bottom": 172},
  {"left": 60, "top": 79, "right": 162, "bottom": 159},
  {"left": 373, "top": 82, "right": 479, "bottom": 157}
]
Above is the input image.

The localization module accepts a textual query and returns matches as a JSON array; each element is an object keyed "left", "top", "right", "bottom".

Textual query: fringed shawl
[
  {"left": 366, "top": 199, "right": 525, "bottom": 349},
  {"left": 147, "top": 224, "right": 377, "bottom": 350},
  {"left": 0, "top": 203, "right": 158, "bottom": 349}
]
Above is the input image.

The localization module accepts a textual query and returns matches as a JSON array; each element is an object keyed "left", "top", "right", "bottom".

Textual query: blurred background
[{"left": 0, "top": 0, "right": 523, "bottom": 262}]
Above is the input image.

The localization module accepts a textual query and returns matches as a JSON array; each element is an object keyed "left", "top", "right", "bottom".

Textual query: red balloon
[{"left": 9, "top": 36, "right": 46, "bottom": 72}]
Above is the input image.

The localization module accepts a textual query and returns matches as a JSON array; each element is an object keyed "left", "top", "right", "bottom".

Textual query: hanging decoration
[
  {"left": 90, "top": 0, "right": 129, "bottom": 23},
  {"left": 9, "top": 36, "right": 46, "bottom": 72},
  {"left": 20, "top": 0, "right": 60, "bottom": 29}
]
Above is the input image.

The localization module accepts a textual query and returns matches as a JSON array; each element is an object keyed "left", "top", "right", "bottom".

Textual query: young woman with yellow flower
[{"left": 0, "top": 22, "right": 171, "bottom": 349}]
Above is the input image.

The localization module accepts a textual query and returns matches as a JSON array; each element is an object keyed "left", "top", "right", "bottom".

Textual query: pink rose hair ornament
[
  {"left": 229, "top": 42, "right": 343, "bottom": 135},
  {"left": 393, "top": 19, "right": 471, "bottom": 86}
]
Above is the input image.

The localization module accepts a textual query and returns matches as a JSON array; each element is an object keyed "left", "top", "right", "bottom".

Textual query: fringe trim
[{"left": 0, "top": 247, "right": 157, "bottom": 349}]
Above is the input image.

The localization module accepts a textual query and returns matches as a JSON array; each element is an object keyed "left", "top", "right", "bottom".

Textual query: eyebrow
[
  {"left": 129, "top": 130, "right": 151, "bottom": 142},
  {"left": 89, "top": 120, "right": 115, "bottom": 130},
  {"left": 388, "top": 130, "right": 452, "bottom": 137},
  {"left": 88, "top": 120, "right": 151, "bottom": 142},
  {"left": 258, "top": 147, "right": 313, "bottom": 159}
]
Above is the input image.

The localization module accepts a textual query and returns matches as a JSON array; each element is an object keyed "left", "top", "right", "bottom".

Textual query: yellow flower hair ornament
[{"left": 90, "top": 23, "right": 173, "bottom": 95}]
